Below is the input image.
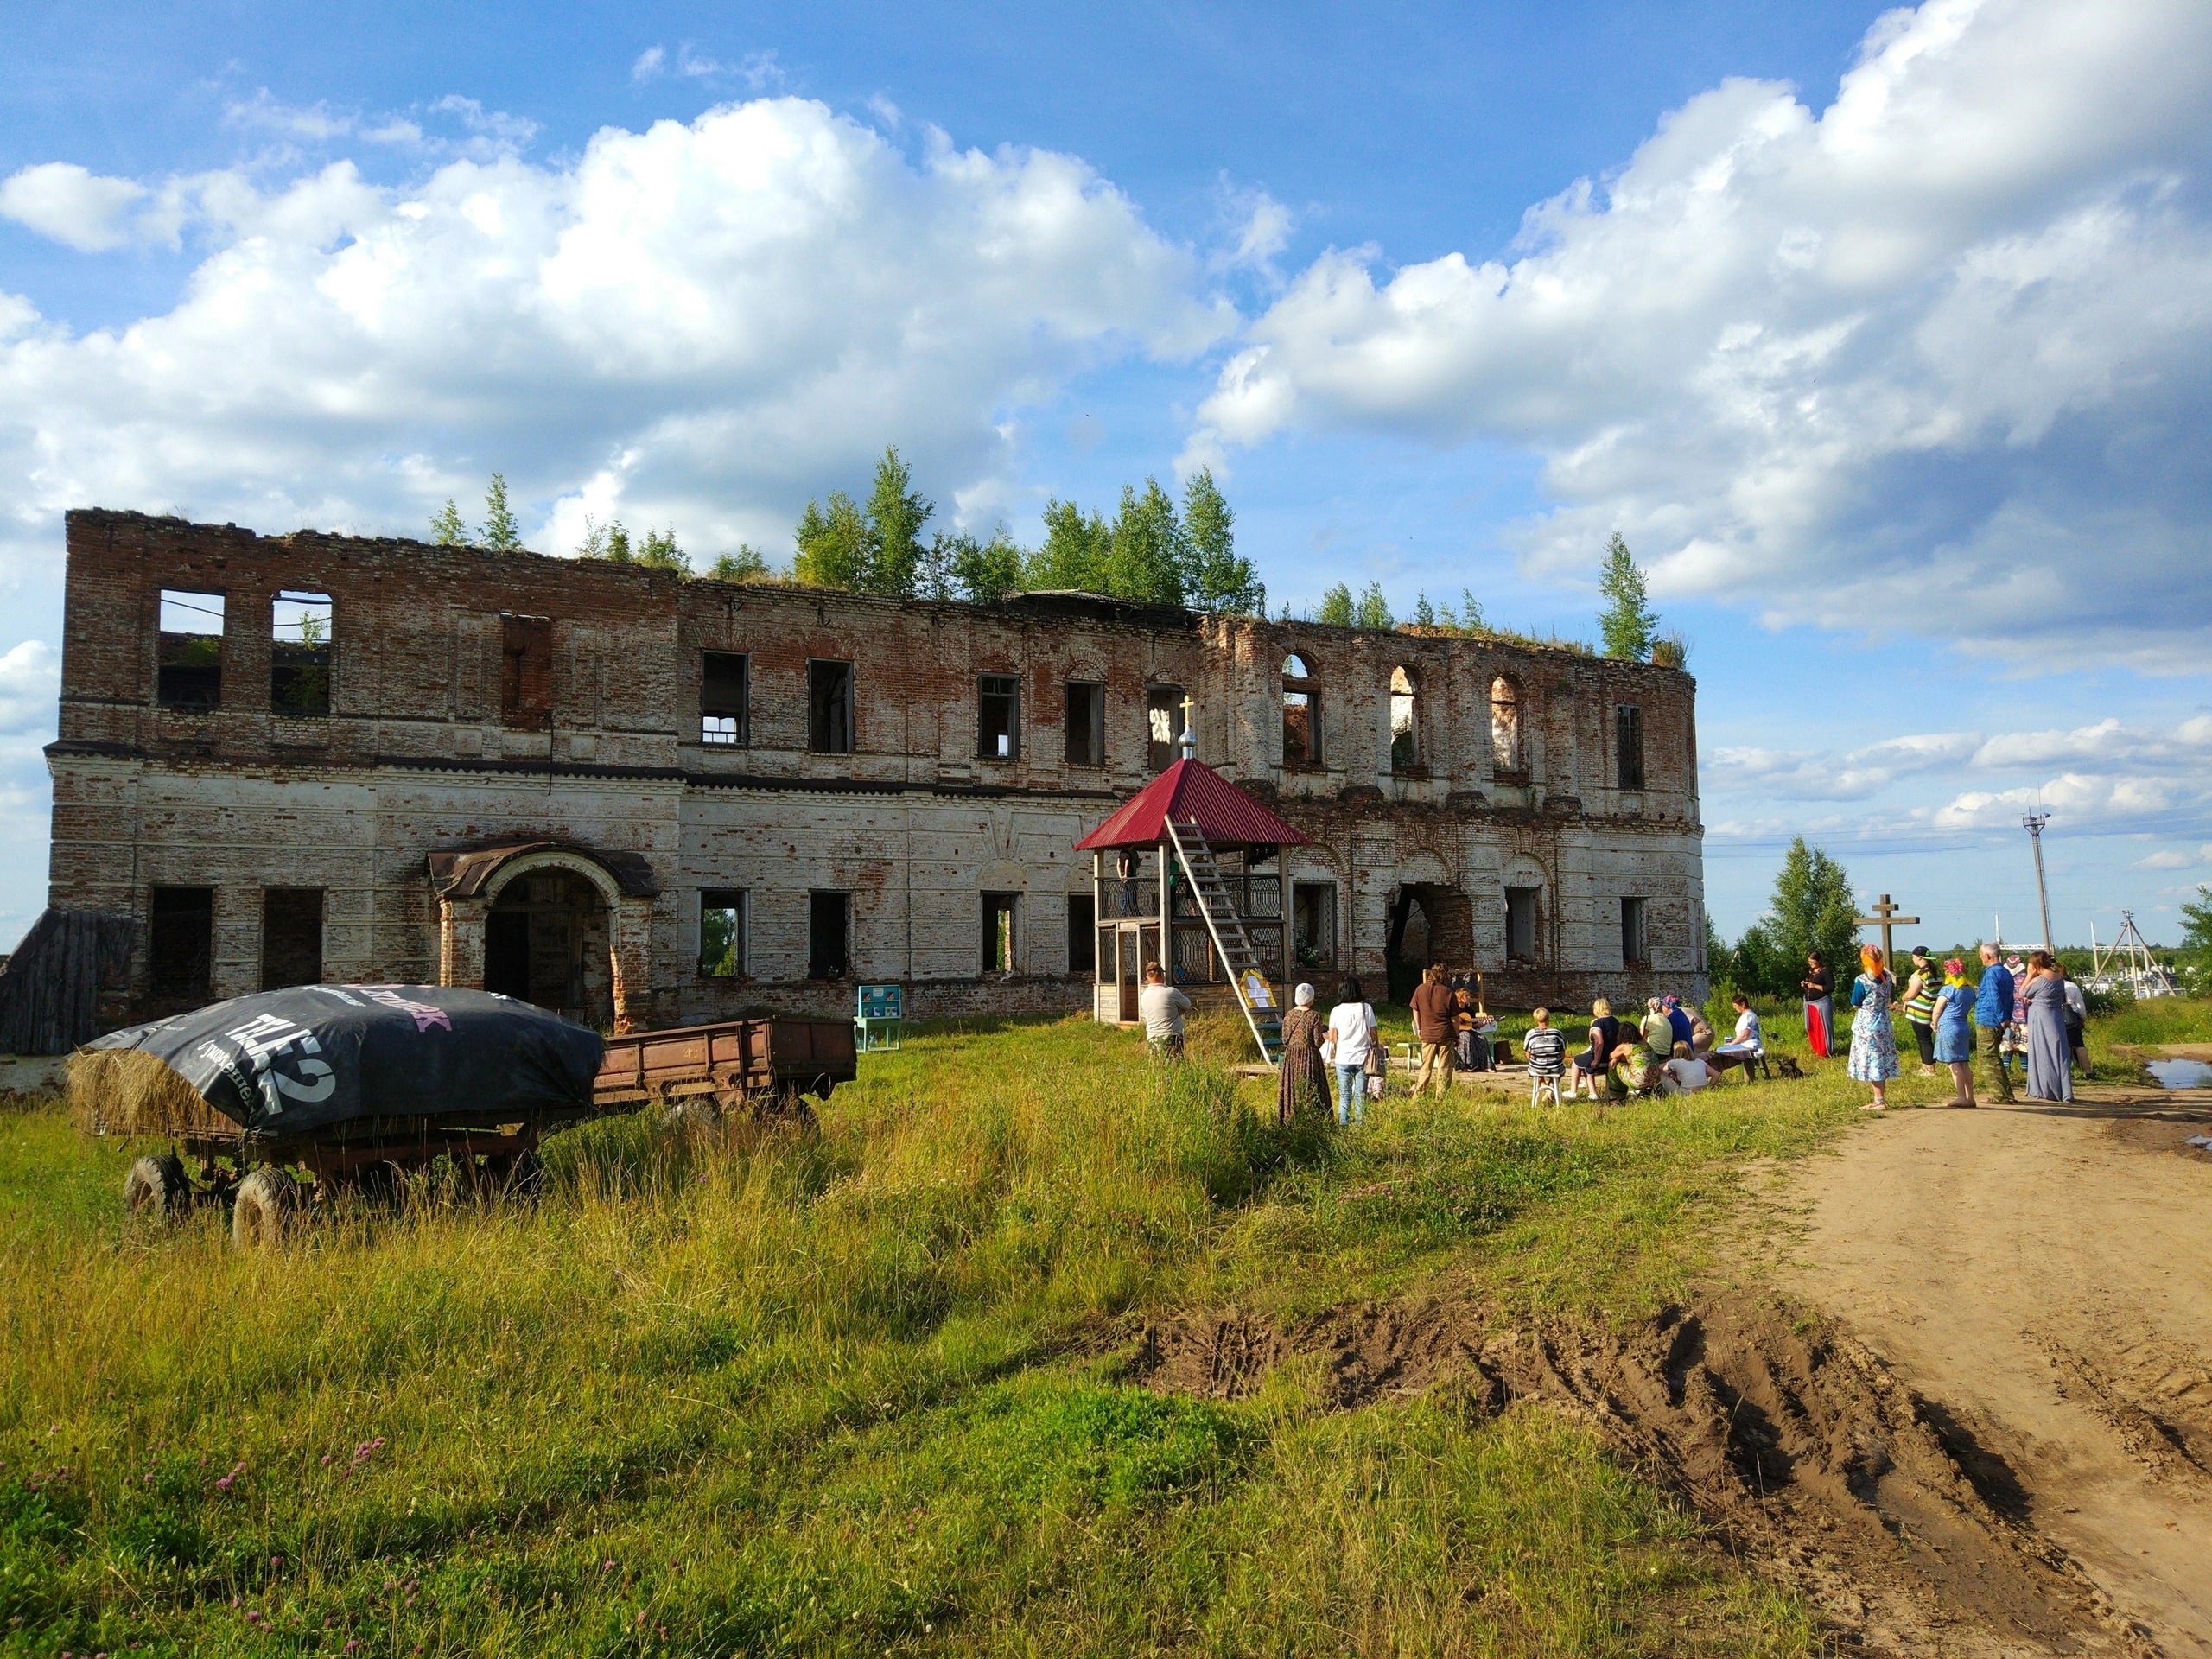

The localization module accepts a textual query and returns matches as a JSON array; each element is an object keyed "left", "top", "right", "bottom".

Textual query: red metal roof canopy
[{"left": 1075, "top": 759, "right": 1311, "bottom": 852}]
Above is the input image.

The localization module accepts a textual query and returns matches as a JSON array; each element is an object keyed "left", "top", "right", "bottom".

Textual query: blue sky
[{"left": 3, "top": 0, "right": 2210, "bottom": 952}]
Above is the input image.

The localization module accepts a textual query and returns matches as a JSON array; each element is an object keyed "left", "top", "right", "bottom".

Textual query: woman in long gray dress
[
  {"left": 2020, "top": 950, "right": 2074, "bottom": 1102},
  {"left": 1277, "top": 982, "right": 1330, "bottom": 1123}
]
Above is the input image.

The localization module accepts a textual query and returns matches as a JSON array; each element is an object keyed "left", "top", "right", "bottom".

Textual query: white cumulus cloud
[
  {"left": 0, "top": 162, "right": 151, "bottom": 251},
  {"left": 0, "top": 97, "right": 1234, "bottom": 582},
  {"left": 1192, "top": 0, "right": 2212, "bottom": 666},
  {"left": 0, "top": 639, "right": 59, "bottom": 734}
]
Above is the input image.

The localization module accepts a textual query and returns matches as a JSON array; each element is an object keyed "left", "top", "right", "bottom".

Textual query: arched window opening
[
  {"left": 1490, "top": 675, "right": 1522, "bottom": 773},
  {"left": 1281, "top": 652, "right": 1319, "bottom": 766},
  {"left": 1389, "top": 665, "right": 1420, "bottom": 771}
]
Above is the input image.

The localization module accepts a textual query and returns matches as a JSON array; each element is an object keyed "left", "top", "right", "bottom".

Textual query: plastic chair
[{"left": 1529, "top": 1071, "right": 1563, "bottom": 1107}]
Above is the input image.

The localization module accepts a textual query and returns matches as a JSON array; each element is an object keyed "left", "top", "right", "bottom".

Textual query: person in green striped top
[{"left": 1901, "top": 945, "right": 1942, "bottom": 1076}]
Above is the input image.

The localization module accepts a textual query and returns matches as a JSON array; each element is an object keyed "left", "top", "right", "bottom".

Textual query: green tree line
[
  {"left": 428, "top": 450, "right": 1266, "bottom": 613},
  {"left": 789, "top": 447, "right": 1263, "bottom": 613}
]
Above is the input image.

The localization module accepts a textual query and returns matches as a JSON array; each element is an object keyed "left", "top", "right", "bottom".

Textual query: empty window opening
[
  {"left": 1389, "top": 665, "right": 1421, "bottom": 771},
  {"left": 157, "top": 589, "right": 225, "bottom": 711},
  {"left": 1067, "top": 894, "right": 1096, "bottom": 974},
  {"left": 1282, "top": 653, "right": 1319, "bottom": 766},
  {"left": 701, "top": 651, "right": 749, "bottom": 745},
  {"left": 1491, "top": 677, "right": 1523, "bottom": 773},
  {"left": 1620, "top": 896, "right": 1649, "bottom": 968},
  {"left": 808, "top": 892, "right": 851, "bottom": 979},
  {"left": 1616, "top": 703, "right": 1645, "bottom": 791},
  {"left": 1505, "top": 886, "right": 1541, "bottom": 964},
  {"left": 982, "top": 892, "right": 1019, "bottom": 974},
  {"left": 261, "top": 888, "right": 324, "bottom": 990},
  {"left": 978, "top": 675, "right": 1020, "bottom": 760},
  {"left": 1292, "top": 880, "right": 1338, "bottom": 973},
  {"left": 270, "top": 592, "right": 332, "bottom": 717},
  {"left": 809, "top": 660, "right": 854, "bottom": 754},
  {"left": 1064, "top": 682, "right": 1104, "bottom": 767},
  {"left": 699, "top": 889, "right": 747, "bottom": 977},
  {"left": 1147, "top": 684, "right": 1185, "bottom": 771},
  {"left": 500, "top": 613, "right": 553, "bottom": 730},
  {"left": 149, "top": 886, "right": 214, "bottom": 1003}
]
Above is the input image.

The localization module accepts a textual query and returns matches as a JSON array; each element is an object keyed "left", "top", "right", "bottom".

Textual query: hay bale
[{"left": 67, "top": 1048, "right": 230, "bottom": 1138}]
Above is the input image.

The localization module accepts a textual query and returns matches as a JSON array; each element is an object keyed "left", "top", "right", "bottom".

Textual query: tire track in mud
[{"left": 1127, "top": 1289, "right": 2158, "bottom": 1657}]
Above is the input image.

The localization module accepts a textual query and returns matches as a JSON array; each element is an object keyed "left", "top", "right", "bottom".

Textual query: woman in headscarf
[
  {"left": 1848, "top": 944, "right": 1901, "bottom": 1110},
  {"left": 1802, "top": 951, "right": 1835, "bottom": 1058},
  {"left": 1930, "top": 957, "right": 1977, "bottom": 1108},
  {"left": 1277, "top": 982, "right": 1330, "bottom": 1124},
  {"left": 2021, "top": 950, "right": 2075, "bottom": 1103}
]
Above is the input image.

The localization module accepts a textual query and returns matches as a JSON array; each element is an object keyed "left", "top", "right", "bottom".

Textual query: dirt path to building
[{"left": 1776, "top": 1096, "right": 2212, "bottom": 1655}]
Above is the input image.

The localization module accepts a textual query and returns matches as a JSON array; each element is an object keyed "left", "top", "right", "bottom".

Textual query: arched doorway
[
  {"left": 1385, "top": 874, "right": 1472, "bottom": 1005},
  {"left": 485, "top": 867, "right": 613, "bottom": 1026},
  {"left": 429, "top": 841, "right": 658, "bottom": 1033}
]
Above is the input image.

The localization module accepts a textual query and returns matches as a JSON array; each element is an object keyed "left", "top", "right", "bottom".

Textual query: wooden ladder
[{"left": 1164, "top": 817, "right": 1282, "bottom": 1068}]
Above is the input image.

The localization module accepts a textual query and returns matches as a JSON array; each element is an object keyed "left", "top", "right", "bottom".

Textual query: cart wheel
[
  {"left": 349, "top": 1161, "right": 404, "bottom": 1209},
  {"left": 232, "top": 1167, "right": 302, "bottom": 1249},
  {"left": 502, "top": 1150, "right": 546, "bottom": 1202},
  {"left": 762, "top": 1087, "right": 819, "bottom": 1134},
  {"left": 124, "top": 1153, "right": 190, "bottom": 1220},
  {"left": 664, "top": 1097, "right": 722, "bottom": 1135}
]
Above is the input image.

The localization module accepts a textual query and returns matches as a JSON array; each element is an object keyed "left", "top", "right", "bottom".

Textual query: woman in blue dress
[
  {"left": 1930, "top": 956, "right": 1977, "bottom": 1108},
  {"left": 1847, "top": 944, "right": 1900, "bottom": 1110}
]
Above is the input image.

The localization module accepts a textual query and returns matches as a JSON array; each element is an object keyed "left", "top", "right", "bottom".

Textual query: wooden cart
[
  {"left": 117, "top": 1015, "right": 859, "bottom": 1244},
  {"left": 592, "top": 1015, "right": 858, "bottom": 1122}
]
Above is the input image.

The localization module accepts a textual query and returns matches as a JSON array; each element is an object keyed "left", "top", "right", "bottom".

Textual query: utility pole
[{"left": 2022, "top": 812, "right": 2054, "bottom": 954}]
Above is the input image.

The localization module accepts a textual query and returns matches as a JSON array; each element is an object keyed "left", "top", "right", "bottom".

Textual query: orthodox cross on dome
[
  {"left": 1178, "top": 692, "right": 1198, "bottom": 762},
  {"left": 1853, "top": 893, "right": 1920, "bottom": 973}
]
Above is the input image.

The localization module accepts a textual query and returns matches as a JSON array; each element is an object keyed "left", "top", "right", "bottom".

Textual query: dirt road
[{"left": 1780, "top": 1099, "right": 2212, "bottom": 1654}]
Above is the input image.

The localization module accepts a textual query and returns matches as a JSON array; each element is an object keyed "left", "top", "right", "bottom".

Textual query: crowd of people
[
  {"left": 1823, "top": 942, "right": 2085, "bottom": 1110},
  {"left": 1135, "top": 934, "right": 2096, "bottom": 1123}
]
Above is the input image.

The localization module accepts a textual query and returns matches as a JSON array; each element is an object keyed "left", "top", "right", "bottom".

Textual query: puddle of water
[{"left": 2145, "top": 1058, "right": 2212, "bottom": 1090}]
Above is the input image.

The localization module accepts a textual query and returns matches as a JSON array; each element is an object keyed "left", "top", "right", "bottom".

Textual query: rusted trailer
[
  {"left": 95, "top": 1005, "right": 857, "bottom": 1246},
  {"left": 592, "top": 1016, "right": 857, "bottom": 1123}
]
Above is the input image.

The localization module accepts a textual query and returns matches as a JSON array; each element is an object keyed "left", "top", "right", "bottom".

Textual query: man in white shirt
[{"left": 1138, "top": 961, "right": 1192, "bottom": 1058}]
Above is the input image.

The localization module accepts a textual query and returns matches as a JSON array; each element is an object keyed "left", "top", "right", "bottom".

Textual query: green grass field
[{"left": 5, "top": 999, "right": 2202, "bottom": 1657}]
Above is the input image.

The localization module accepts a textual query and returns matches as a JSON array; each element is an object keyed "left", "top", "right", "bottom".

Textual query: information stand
[{"left": 855, "top": 983, "right": 904, "bottom": 1052}]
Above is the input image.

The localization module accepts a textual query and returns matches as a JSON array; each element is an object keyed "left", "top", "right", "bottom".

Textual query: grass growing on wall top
[{"left": 0, "top": 1010, "right": 1899, "bottom": 1656}]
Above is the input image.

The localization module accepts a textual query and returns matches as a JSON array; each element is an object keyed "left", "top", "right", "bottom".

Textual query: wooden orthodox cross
[{"left": 1853, "top": 893, "right": 1920, "bottom": 972}]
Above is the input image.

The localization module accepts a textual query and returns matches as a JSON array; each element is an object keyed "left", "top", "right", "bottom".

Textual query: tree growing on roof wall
[
  {"left": 1183, "top": 467, "right": 1262, "bottom": 615},
  {"left": 864, "top": 446, "right": 933, "bottom": 594},
  {"left": 709, "top": 545, "right": 772, "bottom": 582},
  {"left": 1598, "top": 531, "right": 1656, "bottom": 660},
  {"left": 792, "top": 491, "right": 874, "bottom": 588},
  {"left": 1027, "top": 499, "right": 1114, "bottom": 593},
  {"left": 1353, "top": 582, "right": 1394, "bottom": 631},
  {"left": 1316, "top": 583, "right": 1354, "bottom": 626},
  {"left": 920, "top": 526, "right": 1024, "bottom": 603},
  {"left": 429, "top": 498, "right": 467, "bottom": 546},
  {"left": 480, "top": 474, "right": 523, "bottom": 552},
  {"left": 1106, "top": 479, "right": 1189, "bottom": 607}
]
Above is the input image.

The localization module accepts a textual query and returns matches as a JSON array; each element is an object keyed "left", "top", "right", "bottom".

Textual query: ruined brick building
[{"left": 45, "top": 510, "right": 1707, "bottom": 1030}]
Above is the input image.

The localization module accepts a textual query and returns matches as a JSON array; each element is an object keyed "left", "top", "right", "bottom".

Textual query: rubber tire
[
  {"left": 124, "top": 1153, "right": 190, "bottom": 1220},
  {"left": 663, "top": 1096, "right": 723, "bottom": 1135},
  {"left": 232, "top": 1167, "right": 300, "bottom": 1249}
]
